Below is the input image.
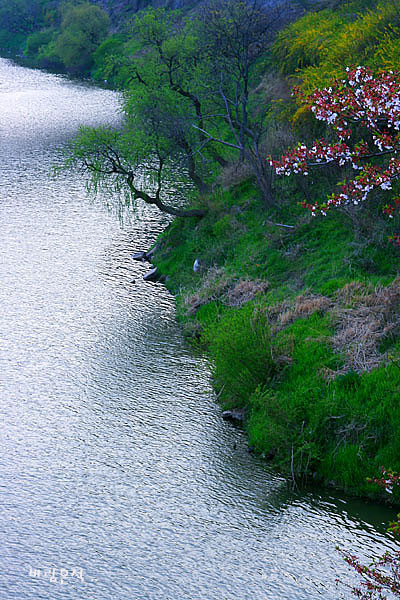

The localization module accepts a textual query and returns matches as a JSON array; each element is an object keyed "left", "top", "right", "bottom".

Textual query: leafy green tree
[
  {"left": 64, "top": 8, "right": 214, "bottom": 217},
  {"left": 65, "top": 119, "right": 206, "bottom": 217},
  {"left": 54, "top": 2, "right": 110, "bottom": 74},
  {"left": 0, "top": 0, "right": 46, "bottom": 35},
  {"left": 103, "top": 3, "right": 284, "bottom": 205},
  {"left": 65, "top": 2, "right": 286, "bottom": 216}
]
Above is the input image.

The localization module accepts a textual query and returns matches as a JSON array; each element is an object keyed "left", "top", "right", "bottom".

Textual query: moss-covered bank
[{"left": 151, "top": 179, "right": 400, "bottom": 502}]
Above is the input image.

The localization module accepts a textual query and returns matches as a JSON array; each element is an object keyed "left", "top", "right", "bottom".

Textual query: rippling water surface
[{"left": 0, "top": 58, "right": 397, "bottom": 600}]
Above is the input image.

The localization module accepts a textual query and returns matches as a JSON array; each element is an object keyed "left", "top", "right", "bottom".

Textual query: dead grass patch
[
  {"left": 264, "top": 280, "right": 400, "bottom": 375},
  {"left": 335, "top": 281, "right": 373, "bottom": 305},
  {"left": 331, "top": 277, "right": 400, "bottom": 373},
  {"left": 182, "top": 268, "right": 270, "bottom": 315},
  {"left": 264, "top": 292, "right": 332, "bottom": 331},
  {"left": 279, "top": 293, "right": 332, "bottom": 327},
  {"left": 225, "top": 278, "right": 269, "bottom": 307},
  {"left": 182, "top": 267, "right": 232, "bottom": 315},
  {"left": 184, "top": 267, "right": 400, "bottom": 377}
]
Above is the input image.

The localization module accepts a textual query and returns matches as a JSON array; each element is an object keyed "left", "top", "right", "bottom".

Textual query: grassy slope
[
  {"left": 153, "top": 0, "right": 400, "bottom": 501},
  {"left": 153, "top": 164, "right": 400, "bottom": 500}
]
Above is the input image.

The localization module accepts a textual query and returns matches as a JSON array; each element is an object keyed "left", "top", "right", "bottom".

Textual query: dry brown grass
[
  {"left": 279, "top": 293, "right": 332, "bottom": 327},
  {"left": 182, "top": 267, "right": 232, "bottom": 315},
  {"left": 263, "top": 292, "right": 332, "bottom": 331},
  {"left": 267, "top": 280, "right": 400, "bottom": 374},
  {"left": 225, "top": 278, "right": 269, "bottom": 307},
  {"left": 184, "top": 266, "right": 400, "bottom": 377},
  {"left": 182, "top": 268, "right": 269, "bottom": 315},
  {"left": 335, "top": 281, "right": 373, "bottom": 305},
  {"left": 263, "top": 280, "right": 400, "bottom": 375},
  {"left": 331, "top": 277, "right": 400, "bottom": 372}
]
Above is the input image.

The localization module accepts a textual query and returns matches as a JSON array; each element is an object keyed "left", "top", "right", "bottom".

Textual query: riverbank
[
  {"left": 6, "top": 0, "right": 400, "bottom": 502},
  {"left": 151, "top": 177, "right": 400, "bottom": 502}
]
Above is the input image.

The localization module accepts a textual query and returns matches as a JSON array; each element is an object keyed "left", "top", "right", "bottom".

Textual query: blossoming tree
[{"left": 269, "top": 66, "right": 400, "bottom": 244}]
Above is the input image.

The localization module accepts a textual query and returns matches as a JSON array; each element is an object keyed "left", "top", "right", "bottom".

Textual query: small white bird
[{"left": 193, "top": 258, "right": 201, "bottom": 272}]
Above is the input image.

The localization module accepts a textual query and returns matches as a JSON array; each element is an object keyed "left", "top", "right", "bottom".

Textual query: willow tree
[
  {"left": 64, "top": 8, "right": 214, "bottom": 218},
  {"left": 65, "top": 2, "right": 287, "bottom": 216},
  {"left": 65, "top": 97, "right": 206, "bottom": 218}
]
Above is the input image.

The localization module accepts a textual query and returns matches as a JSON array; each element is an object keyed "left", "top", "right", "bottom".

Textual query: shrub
[
  {"left": 24, "top": 28, "right": 54, "bottom": 58},
  {"left": 274, "top": 1, "right": 400, "bottom": 96},
  {"left": 91, "top": 34, "right": 125, "bottom": 82}
]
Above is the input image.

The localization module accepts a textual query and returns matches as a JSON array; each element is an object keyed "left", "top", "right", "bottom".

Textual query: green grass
[
  {"left": 147, "top": 0, "right": 400, "bottom": 499},
  {"left": 153, "top": 174, "right": 400, "bottom": 499},
  {"left": 245, "top": 313, "right": 400, "bottom": 497}
]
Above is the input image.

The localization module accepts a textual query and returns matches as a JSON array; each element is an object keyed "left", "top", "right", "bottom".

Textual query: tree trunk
[{"left": 130, "top": 186, "right": 206, "bottom": 218}]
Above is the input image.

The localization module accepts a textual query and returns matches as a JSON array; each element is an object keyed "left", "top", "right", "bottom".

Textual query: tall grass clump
[
  {"left": 205, "top": 304, "right": 278, "bottom": 408},
  {"left": 246, "top": 316, "right": 400, "bottom": 494}
]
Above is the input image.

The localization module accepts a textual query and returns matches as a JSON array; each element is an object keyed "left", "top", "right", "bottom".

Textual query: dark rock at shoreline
[
  {"left": 143, "top": 267, "right": 160, "bottom": 282},
  {"left": 131, "top": 245, "right": 159, "bottom": 264},
  {"left": 145, "top": 245, "right": 159, "bottom": 261},
  {"left": 222, "top": 409, "right": 245, "bottom": 423},
  {"left": 143, "top": 266, "right": 166, "bottom": 283},
  {"left": 131, "top": 251, "right": 147, "bottom": 262}
]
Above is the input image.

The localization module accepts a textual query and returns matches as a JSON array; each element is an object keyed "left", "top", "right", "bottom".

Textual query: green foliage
[
  {"left": 212, "top": 214, "right": 233, "bottom": 239},
  {"left": 273, "top": 10, "right": 345, "bottom": 75},
  {"left": 274, "top": 1, "right": 400, "bottom": 96},
  {"left": 0, "top": 0, "right": 56, "bottom": 54},
  {"left": 372, "top": 31, "right": 400, "bottom": 71},
  {"left": 0, "top": 0, "right": 46, "bottom": 35},
  {"left": 36, "top": 38, "right": 64, "bottom": 70},
  {"left": 0, "top": 28, "right": 26, "bottom": 52},
  {"left": 327, "top": 4, "right": 400, "bottom": 70},
  {"left": 204, "top": 303, "right": 278, "bottom": 407},
  {"left": 64, "top": 123, "right": 160, "bottom": 198},
  {"left": 53, "top": 2, "right": 110, "bottom": 74},
  {"left": 243, "top": 313, "right": 339, "bottom": 478},
  {"left": 24, "top": 27, "right": 54, "bottom": 58},
  {"left": 91, "top": 34, "right": 125, "bottom": 81},
  {"left": 64, "top": 5, "right": 282, "bottom": 216}
]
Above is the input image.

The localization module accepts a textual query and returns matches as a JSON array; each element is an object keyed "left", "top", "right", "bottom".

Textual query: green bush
[
  {"left": 91, "top": 34, "right": 125, "bottom": 82},
  {"left": 36, "top": 39, "right": 64, "bottom": 71},
  {"left": 24, "top": 28, "right": 54, "bottom": 58},
  {"left": 53, "top": 2, "right": 110, "bottom": 74}
]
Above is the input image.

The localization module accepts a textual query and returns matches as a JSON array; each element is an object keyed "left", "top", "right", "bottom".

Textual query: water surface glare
[{"left": 0, "top": 58, "right": 397, "bottom": 600}]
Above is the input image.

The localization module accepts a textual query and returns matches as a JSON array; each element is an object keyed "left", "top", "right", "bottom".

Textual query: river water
[{"left": 0, "top": 58, "right": 397, "bottom": 600}]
